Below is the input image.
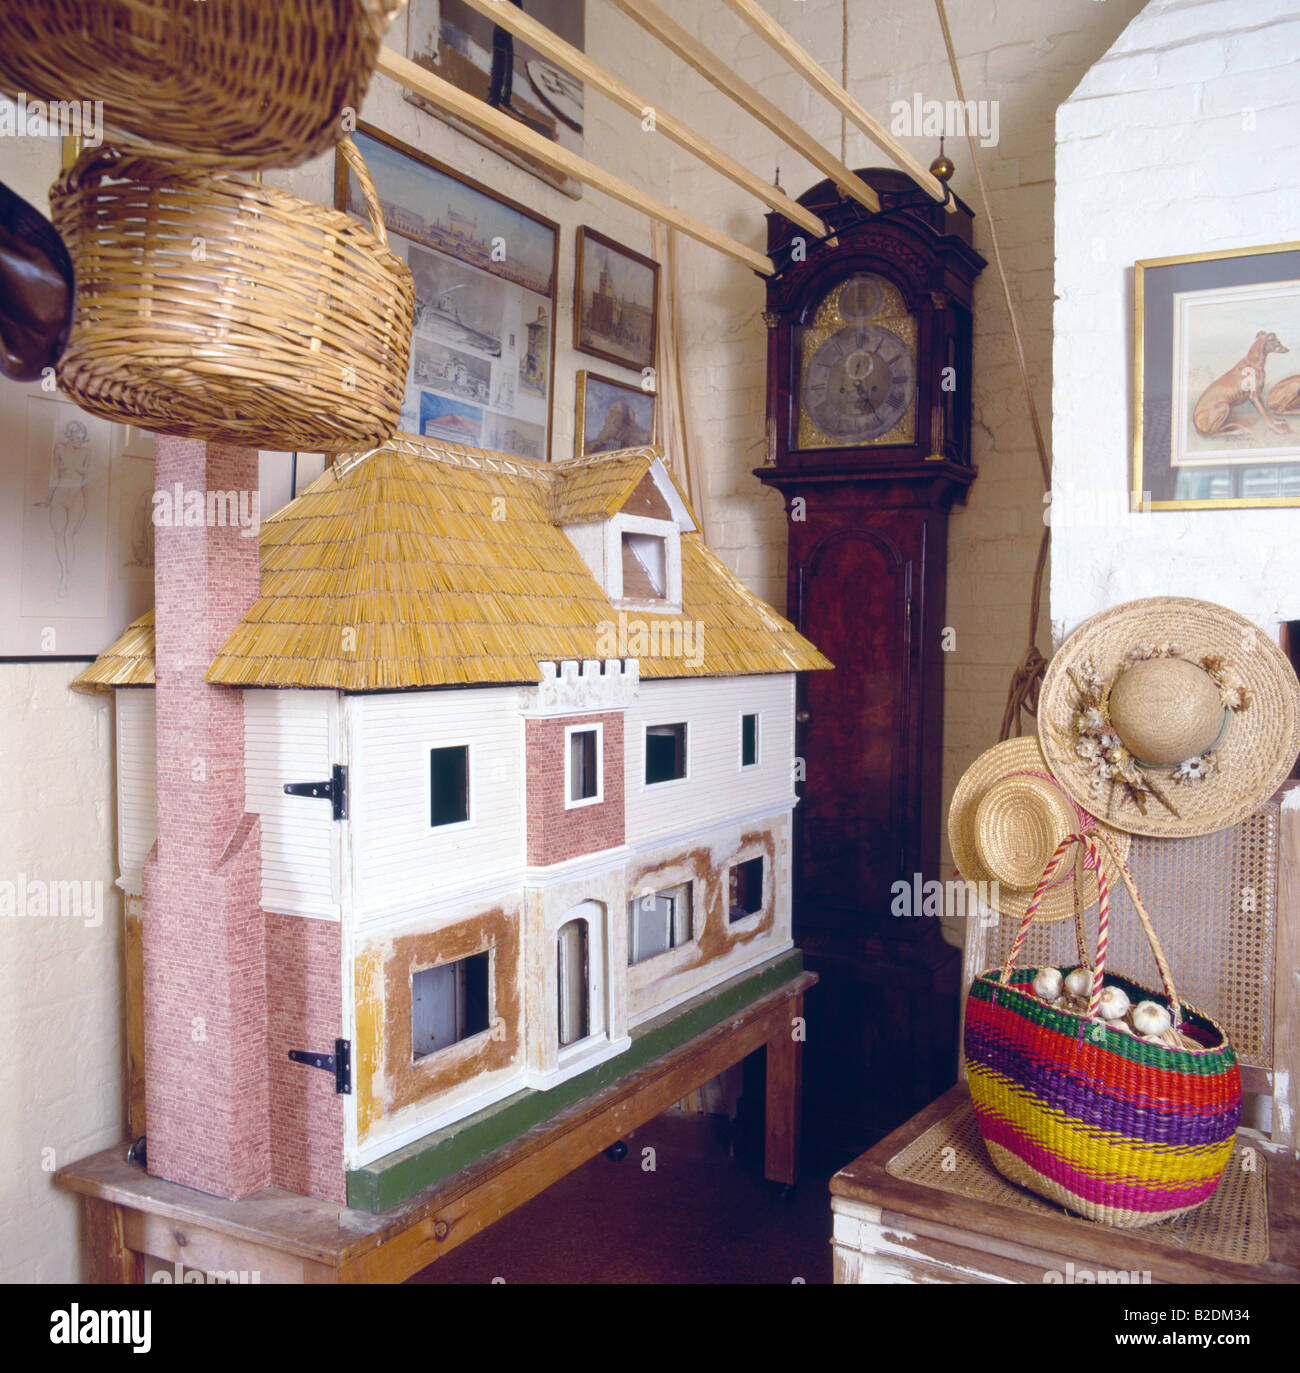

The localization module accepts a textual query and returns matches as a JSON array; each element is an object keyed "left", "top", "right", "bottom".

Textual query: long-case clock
[{"left": 757, "top": 167, "right": 985, "bottom": 1164}]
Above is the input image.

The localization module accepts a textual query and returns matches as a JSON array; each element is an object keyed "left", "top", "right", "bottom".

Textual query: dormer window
[{"left": 555, "top": 455, "right": 695, "bottom": 610}]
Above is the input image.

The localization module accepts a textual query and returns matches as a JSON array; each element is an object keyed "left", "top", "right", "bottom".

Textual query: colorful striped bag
[{"left": 964, "top": 830, "right": 1242, "bottom": 1228}]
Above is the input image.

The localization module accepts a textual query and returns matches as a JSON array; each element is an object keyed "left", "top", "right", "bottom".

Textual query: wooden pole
[
  {"left": 603, "top": 0, "right": 880, "bottom": 215},
  {"left": 457, "top": 0, "right": 829, "bottom": 239},
  {"left": 717, "top": 0, "right": 956, "bottom": 211},
  {"left": 374, "top": 48, "right": 775, "bottom": 276}
]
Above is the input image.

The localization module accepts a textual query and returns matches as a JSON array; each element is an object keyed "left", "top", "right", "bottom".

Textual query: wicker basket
[
  {"left": 0, "top": 0, "right": 405, "bottom": 170},
  {"left": 50, "top": 137, "right": 415, "bottom": 452},
  {"left": 964, "top": 831, "right": 1242, "bottom": 1228}
]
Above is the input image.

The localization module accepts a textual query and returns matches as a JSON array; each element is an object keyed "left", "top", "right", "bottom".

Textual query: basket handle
[
  {"left": 337, "top": 135, "right": 390, "bottom": 249},
  {"left": 997, "top": 831, "right": 1184, "bottom": 1030}
]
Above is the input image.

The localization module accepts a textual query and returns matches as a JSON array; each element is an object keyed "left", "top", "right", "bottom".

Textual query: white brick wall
[
  {"left": 658, "top": 0, "right": 1151, "bottom": 930},
  {"left": 1052, "top": 0, "right": 1300, "bottom": 637}
]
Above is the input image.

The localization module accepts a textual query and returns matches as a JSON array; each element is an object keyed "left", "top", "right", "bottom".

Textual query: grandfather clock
[{"left": 757, "top": 167, "right": 985, "bottom": 1164}]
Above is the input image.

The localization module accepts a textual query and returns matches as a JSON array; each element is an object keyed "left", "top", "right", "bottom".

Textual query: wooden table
[
  {"left": 830, "top": 1083, "right": 1300, "bottom": 1285},
  {"left": 56, "top": 970, "right": 815, "bottom": 1284}
]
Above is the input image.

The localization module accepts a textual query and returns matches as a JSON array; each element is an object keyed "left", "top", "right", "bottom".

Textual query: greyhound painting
[{"left": 1192, "top": 330, "right": 1291, "bottom": 436}]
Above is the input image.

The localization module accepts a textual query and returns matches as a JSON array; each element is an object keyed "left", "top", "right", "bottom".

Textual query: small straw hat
[
  {"left": 949, "top": 737, "right": 1130, "bottom": 922},
  {"left": 1038, "top": 597, "right": 1300, "bottom": 838}
]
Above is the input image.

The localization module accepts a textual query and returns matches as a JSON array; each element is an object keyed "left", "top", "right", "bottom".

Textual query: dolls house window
[
  {"left": 627, "top": 883, "right": 693, "bottom": 964},
  {"left": 645, "top": 722, "right": 687, "bottom": 784},
  {"left": 741, "top": 713, "right": 759, "bottom": 767},
  {"left": 566, "top": 724, "right": 603, "bottom": 807},
  {"left": 412, "top": 951, "right": 491, "bottom": 1060},
  {"left": 621, "top": 532, "right": 668, "bottom": 600},
  {"left": 728, "top": 856, "right": 764, "bottom": 923},
  {"left": 430, "top": 745, "right": 469, "bottom": 827},
  {"left": 557, "top": 918, "right": 590, "bottom": 1047}
]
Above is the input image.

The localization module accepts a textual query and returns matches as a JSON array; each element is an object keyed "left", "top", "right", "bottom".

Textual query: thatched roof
[{"left": 75, "top": 436, "right": 830, "bottom": 693}]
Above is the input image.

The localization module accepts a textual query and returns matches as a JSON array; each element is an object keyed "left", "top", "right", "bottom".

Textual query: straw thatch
[
  {"left": 79, "top": 436, "right": 831, "bottom": 693},
  {"left": 73, "top": 610, "right": 156, "bottom": 692}
]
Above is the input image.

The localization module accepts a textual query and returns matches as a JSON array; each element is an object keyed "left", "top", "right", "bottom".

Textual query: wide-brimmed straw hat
[
  {"left": 949, "top": 737, "right": 1130, "bottom": 922},
  {"left": 1038, "top": 597, "right": 1300, "bottom": 838}
]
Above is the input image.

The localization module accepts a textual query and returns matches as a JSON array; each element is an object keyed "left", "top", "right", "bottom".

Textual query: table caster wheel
[{"left": 605, "top": 1140, "right": 628, "bottom": 1162}]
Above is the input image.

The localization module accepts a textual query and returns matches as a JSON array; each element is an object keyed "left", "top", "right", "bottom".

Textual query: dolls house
[{"left": 76, "top": 435, "right": 829, "bottom": 1208}]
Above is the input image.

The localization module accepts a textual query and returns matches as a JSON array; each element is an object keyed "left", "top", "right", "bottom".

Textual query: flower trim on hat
[{"left": 1065, "top": 645, "right": 1250, "bottom": 818}]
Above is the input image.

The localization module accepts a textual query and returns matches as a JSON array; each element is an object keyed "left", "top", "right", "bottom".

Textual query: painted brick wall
[
  {"left": 526, "top": 713, "right": 626, "bottom": 865},
  {"left": 142, "top": 438, "right": 269, "bottom": 1200},
  {"left": 1053, "top": 0, "right": 1300, "bottom": 636},
  {"left": 265, "top": 911, "right": 345, "bottom": 1204}
]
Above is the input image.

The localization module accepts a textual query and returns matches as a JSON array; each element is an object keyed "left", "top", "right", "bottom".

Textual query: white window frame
[
  {"left": 627, "top": 881, "right": 694, "bottom": 965},
  {"left": 606, "top": 512, "right": 683, "bottom": 608},
  {"left": 643, "top": 720, "right": 689, "bottom": 788},
  {"left": 429, "top": 740, "right": 474, "bottom": 832},
  {"left": 564, "top": 722, "right": 604, "bottom": 809},
  {"left": 727, "top": 852, "right": 766, "bottom": 926},
  {"left": 740, "top": 711, "right": 760, "bottom": 769}
]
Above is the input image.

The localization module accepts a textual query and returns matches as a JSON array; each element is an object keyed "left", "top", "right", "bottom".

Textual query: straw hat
[
  {"left": 1038, "top": 597, "right": 1300, "bottom": 838},
  {"left": 949, "top": 737, "right": 1130, "bottom": 922}
]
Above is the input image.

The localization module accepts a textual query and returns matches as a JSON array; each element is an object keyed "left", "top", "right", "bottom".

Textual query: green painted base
[{"left": 346, "top": 949, "right": 804, "bottom": 1212}]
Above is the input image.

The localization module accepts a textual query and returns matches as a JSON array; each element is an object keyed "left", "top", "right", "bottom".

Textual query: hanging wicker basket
[
  {"left": 0, "top": 0, "right": 406, "bottom": 170},
  {"left": 49, "top": 137, "right": 415, "bottom": 452}
]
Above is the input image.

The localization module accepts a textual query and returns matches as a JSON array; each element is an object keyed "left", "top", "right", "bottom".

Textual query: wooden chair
[{"left": 830, "top": 785, "right": 1300, "bottom": 1283}]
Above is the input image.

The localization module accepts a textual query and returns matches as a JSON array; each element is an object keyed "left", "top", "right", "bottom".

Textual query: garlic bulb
[
  {"left": 1064, "top": 967, "right": 1092, "bottom": 999},
  {"left": 1131, "top": 1001, "right": 1173, "bottom": 1038},
  {"left": 1098, "top": 985, "right": 1130, "bottom": 1020},
  {"left": 1032, "top": 967, "right": 1063, "bottom": 1002}
]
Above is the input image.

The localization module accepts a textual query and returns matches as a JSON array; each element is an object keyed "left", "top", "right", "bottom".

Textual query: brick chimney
[{"left": 140, "top": 438, "right": 269, "bottom": 1198}]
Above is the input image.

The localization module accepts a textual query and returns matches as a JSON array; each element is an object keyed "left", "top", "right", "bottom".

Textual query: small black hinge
[
  {"left": 284, "top": 763, "right": 347, "bottom": 820},
  {"left": 288, "top": 1038, "right": 352, "bottom": 1094}
]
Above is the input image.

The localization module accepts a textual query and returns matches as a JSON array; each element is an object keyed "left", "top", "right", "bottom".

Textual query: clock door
[{"left": 796, "top": 527, "right": 912, "bottom": 922}]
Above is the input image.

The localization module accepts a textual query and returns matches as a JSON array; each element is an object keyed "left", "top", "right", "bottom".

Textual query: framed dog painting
[{"left": 1134, "top": 241, "right": 1300, "bottom": 509}]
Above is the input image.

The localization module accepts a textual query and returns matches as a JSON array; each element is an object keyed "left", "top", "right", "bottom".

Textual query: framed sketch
[
  {"left": 574, "top": 227, "right": 660, "bottom": 373},
  {"left": 1134, "top": 241, "right": 1300, "bottom": 509},
  {"left": 0, "top": 394, "right": 154, "bottom": 659},
  {"left": 337, "top": 124, "right": 559, "bottom": 462},
  {"left": 405, "top": 0, "right": 585, "bottom": 199},
  {"left": 576, "top": 371, "right": 656, "bottom": 459}
]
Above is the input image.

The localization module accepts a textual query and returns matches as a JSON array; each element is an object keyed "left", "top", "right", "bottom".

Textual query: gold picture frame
[
  {"left": 575, "top": 370, "right": 656, "bottom": 460},
  {"left": 1134, "top": 240, "right": 1300, "bottom": 510}
]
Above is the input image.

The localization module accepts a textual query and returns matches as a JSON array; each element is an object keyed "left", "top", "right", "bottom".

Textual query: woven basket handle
[
  {"left": 337, "top": 135, "right": 390, "bottom": 249},
  {"left": 998, "top": 831, "right": 1184, "bottom": 1030}
]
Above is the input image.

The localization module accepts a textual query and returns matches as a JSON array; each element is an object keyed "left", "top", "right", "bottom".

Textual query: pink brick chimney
[{"left": 141, "top": 438, "right": 269, "bottom": 1199}]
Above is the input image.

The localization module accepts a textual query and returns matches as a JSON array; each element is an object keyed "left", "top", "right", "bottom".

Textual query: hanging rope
[{"left": 933, "top": 0, "right": 1052, "bottom": 739}]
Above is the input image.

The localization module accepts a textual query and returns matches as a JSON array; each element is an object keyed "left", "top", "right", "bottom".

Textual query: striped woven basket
[{"left": 964, "top": 830, "right": 1241, "bottom": 1228}]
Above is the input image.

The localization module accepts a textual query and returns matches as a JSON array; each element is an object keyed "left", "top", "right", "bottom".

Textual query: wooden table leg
[
  {"left": 81, "top": 1196, "right": 143, "bottom": 1284},
  {"left": 764, "top": 990, "right": 804, "bottom": 1187}
]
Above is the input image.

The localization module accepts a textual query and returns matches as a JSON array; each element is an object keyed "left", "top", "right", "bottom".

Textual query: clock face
[
  {"left": 800, "top": 323, "right": 917, "bottom": 442},
  {"left": 795, "top": 273, "right": 918, "bottom": 450}
]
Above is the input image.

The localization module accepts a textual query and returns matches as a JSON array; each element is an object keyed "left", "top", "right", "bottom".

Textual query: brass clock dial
[
  {"left": 801, "top": 323, "right": 916, "bottom": 442},
  {"left": 795, "top": 273, "right": 918, "bottom": 449}
]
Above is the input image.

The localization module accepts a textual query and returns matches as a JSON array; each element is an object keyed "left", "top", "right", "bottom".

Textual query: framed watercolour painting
[
  {"left": 574, "top": 227, "right": 659, "bottom": 373},
  {"left": 336, "top": 124, "right": 559, "bottom": 462},
  {"left": 1135, "top": 241, "right": 1300, "bottom": 508},
  {"left": 404, "top": 0, "right": 585, "bottom": 199},
  {"left": 576, "top": 371, "right": 656, "bottom": 459}
]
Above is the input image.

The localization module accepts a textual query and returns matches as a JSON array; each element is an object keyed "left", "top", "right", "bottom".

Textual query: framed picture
[
  {"left": 0, "top": 395, "right": 154, "bottom": 659},
  {"left": 576, "top": 371, "right": 657, "bottom": 459},
  {"left": 404, "top": 0, "right": 585, "bottom": 199},
  {"left": 574, "top": 227, "right": 660, "bottom": 373},
  {"left": 1134, "top": 241, "right": 1300, "bottom": 509},
  {"left": 337, "top": 124, "right": 559, "bottom": 462}
]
